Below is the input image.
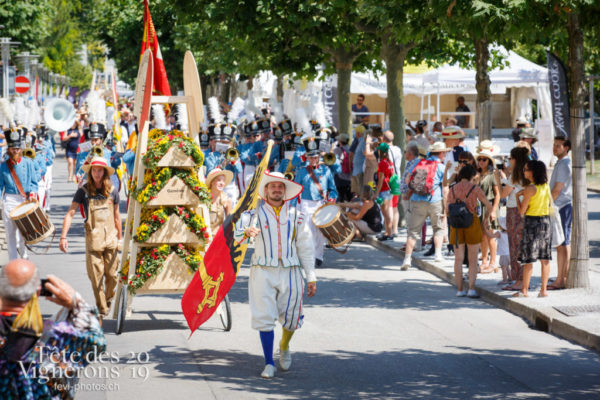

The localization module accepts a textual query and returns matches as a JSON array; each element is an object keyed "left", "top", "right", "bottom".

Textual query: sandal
[{"left": 547, "top": 285, "right": 565, "bottom": 291}]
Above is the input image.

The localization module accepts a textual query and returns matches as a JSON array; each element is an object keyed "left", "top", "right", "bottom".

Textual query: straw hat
[
  {"left": 259, "top": 171, "right": 303, "bottom": 201},
  {"left": 428, "top": 141, "right": 452, "bottom": 153},
  {"left": 519, "top": 128, "right": 538, "bottom": 141},
  {"left": 515, "top": 117, "right": 528, "bottom": 125},
  {"left": 440, "top": 126, "right": 465, "bottom": 140},
  {"left": 81, "top": 155, "right": 115, "bottom": 176},
  {"left": 477, "top": 140, "right": 501, "bottom": 155},
  {"left": 206, "top": 168, "right": 233, "bottom": 189},
  {"left": 476, "top": 148, "right": 497, "bottom": 164}
]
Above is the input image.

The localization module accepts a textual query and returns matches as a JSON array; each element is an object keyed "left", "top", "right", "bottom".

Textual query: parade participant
[
  {"left": 75, "top": 123, "right": 121, "bottom": 189},
  {"left": 0, "top": 259, "right": 106, "bottom": 399},
  {"left": 59, "top": 156, "right": 122, "bottom": 320},
  {"left": 62, "top": 120, "right": 82, "bottom": 182},
  {"left": 295, "top": 135, "right": 338, "bottom": 267},
  {"left": 519, "top": 128, "right": 539, "bottom": 160},
  {"left": 0, "top": 128, "right": 39, "bottom": 260},
  {"left": 36, "top": 125, "right": 55, "bottom": 212},
  {"left": 23, "top": 133, "right": 47, "bottom": 205},
  {"left": 238, "top": 120, "right": 261, "bottom": 191},
  {"left": 204, "top": 123, "right": 242, "bottom": 204},
  {"left": 207, "top": 168, "right": 233, "bottom": 235},
  {"left": 278, "top": 133, "right": 305, "bottom": 177},
  {"left": 234, "top": 171, "right": 315, "bottom": 379}
]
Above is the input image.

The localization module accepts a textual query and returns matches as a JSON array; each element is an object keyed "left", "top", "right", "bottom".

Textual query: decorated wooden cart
[{"left": 112, "top": 50, "right": 231, "bottom": 334}]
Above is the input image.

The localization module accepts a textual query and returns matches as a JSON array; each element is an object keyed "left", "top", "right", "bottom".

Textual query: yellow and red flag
[
  {"left": 140, "top": 0, "right": 171, "bottom": 96},
  {"left": 181, "top": 142, "right": 274, "bottom": 335}
]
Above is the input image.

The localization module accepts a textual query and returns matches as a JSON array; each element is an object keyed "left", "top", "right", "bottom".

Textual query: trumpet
[
  {"left": 24, "top": 148, "right": 36, "bottom": 159},
  {"left": 225, "top": 148, "right": 239, "bottom": 162},
  {"left": 323, "top": 152, "right": 337, "bottom": 166},
  {"left": 91, "top": 145, "right": 104, "bottom": 157},
  {"left": 284, "top": 171, "right": 295, "bottom": 181}
]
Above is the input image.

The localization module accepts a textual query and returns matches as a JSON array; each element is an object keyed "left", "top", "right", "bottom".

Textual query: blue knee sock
[{"left": 259, "top": 330, "right": 274, "bottom": 366}]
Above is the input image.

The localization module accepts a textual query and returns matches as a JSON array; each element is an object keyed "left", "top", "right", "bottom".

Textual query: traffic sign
[{"left": 15, "top": 75, "right": 30, "bottom": 94}]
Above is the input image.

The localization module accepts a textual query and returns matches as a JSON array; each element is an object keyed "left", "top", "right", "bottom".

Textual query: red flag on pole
[
  {"left": 181, "top": 142, "right": 274, "bottom": 335},
  {"left": 140, "top": 0, "right": 171, "bottom": 96}
]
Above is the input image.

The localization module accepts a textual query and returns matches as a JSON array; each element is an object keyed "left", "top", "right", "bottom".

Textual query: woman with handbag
[
  {"left": 476, "top": 147, "right": 501, "bottom": 273},
  {"left": 514, "top": 160, "right": 552, "bottom": 298},
  {"left": 446, "top": 165, "right": 493, "bottom": 298},
  {"left": 59, "top": 156, "right": 122, "bottom": 321}
]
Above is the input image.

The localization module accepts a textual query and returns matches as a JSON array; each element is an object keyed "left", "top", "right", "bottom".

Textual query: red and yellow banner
[
  {"left": 181, "top": 142, "right": 274, "bottom": 335},
  {"left": 140, "top": 0, "right": 171, "bottom": 97}
]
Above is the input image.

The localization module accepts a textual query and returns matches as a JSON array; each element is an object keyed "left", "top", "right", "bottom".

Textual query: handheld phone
[{"left": 40, "top": 278, "right": 52, "bottom": 297}]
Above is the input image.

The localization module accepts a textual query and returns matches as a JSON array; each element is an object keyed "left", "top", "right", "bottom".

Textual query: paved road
[{"left": 15, "top": 155, "right": 600, "bottom": 399}]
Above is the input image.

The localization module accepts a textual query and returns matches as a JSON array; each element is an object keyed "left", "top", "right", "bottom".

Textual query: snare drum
[
  {"left": 312, "top": 203, "right": 355, "bottom": 249},
  {"left": 9, "top": 200, "right": 55, "bottom": 245}
]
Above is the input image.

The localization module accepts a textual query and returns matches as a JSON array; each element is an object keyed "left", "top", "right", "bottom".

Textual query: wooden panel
[
  {"left": 137, "top": 252, "right": 194, "bottom": 292},
  {"left": 146, "top": 176, "right": 201, "bottom": 207},
  {"left": 156, "top": 146, "right": 197, "bottom": 168}
]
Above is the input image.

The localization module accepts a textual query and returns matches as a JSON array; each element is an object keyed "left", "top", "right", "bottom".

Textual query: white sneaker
[
  {"left": 400, "top": 263, "right": 410, "bottom": 271},
  {"left": 456, "top": 290, "right": 467, "bottom": 297},
  {"left": 261, "top": 364, "right": 276, "bottom": 379},
  {"left": 434, "top": 254, "right": 444, "bottom": 263},
  {"left": 279, "top": 349, "right": 292, "bottom": 371}
]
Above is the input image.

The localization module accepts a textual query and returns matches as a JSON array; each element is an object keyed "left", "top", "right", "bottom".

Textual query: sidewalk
[{"left": 367, "top": 225, "right": 600, "bottom": 352}]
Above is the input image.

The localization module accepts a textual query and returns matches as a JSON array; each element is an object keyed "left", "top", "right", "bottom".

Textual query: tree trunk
[
  {"left": 474, "top": 37, "right": 492, "bottom": 142},
  {"left": 336, "top": 62, "right": 353, "bottom": 138},
  {"left": 276, "top": 75, "right": 284, "bottom": 102},
  {"left": 566, "top": 12, "right": 590, "bottom": 289},
  {"left": 220, "top": 73, "right": 231, "bottom": 104}
]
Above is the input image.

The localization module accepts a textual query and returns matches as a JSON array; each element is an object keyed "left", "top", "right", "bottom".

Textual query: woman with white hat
[
  {"left": 206, "top": 168, "right": 234, "bottom": 235},
  {"left": 59, "top": 155, "right": 122, "bottom": 321},
  {"left": 476, "top": 146, "right": 500, "bottom": 273}
]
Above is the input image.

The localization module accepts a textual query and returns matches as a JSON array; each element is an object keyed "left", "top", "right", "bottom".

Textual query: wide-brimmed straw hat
[
  {"left": 477, "top": 140, "right": 501, "bottom": 155},
  {"left": 81, "top": 155, "right": 115, "bottom": 175},
  {"left": 259, "top": 171, "right": 303, "bottom": 201},
  {"left": 428, "top": 141, "right": 452, "bottom": 153},
  {"left": 206, "top": 168, "right": 233, "bottom": 189},
  {"left": 440, "top": 126, "right": 465, "bottom": 140},
  {"left": 476, "top": 149, "right": 497, "bottom": 164}
]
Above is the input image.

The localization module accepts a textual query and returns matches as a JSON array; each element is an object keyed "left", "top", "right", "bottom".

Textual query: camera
[{"left": 40, "top": 278, "right": 52, "bottom": 297}]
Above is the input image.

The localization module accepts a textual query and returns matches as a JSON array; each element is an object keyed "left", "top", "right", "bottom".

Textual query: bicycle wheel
[{"left": 217, "top": 295, "right": 232, "bottom": 331}]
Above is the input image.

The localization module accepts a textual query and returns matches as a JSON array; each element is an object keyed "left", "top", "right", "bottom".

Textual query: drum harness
[
  {"left": 7, "top": 161, "right": 56, "bottom": 254},
  {"left": 307, "top": 166, "right": 328, "bottom": 202}
]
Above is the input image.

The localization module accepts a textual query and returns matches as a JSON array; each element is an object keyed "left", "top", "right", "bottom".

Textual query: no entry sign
[{"left": 15, "top": 76, "right": 31, "bottom": 94}]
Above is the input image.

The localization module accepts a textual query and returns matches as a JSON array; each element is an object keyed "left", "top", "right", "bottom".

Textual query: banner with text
[{"left": 547, "top": 52, "right": 570, "bottom": 138}]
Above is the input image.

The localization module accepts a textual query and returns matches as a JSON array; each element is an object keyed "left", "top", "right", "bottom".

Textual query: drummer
[
  {"left": 59, "top": 156, "right": 122, "bottom": 322},
  {"left": 0, "top": 128, "right": 39, "bottom": 260},
  {"left": 294, "top": 135, "right": 338, "bottom": 267}
]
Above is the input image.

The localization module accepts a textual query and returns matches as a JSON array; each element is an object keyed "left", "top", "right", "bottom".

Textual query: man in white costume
[{"left": 235, "top": 171, "right": 316, "bottom": 379}]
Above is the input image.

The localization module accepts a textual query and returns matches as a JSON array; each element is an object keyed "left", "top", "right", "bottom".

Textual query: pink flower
[
  {"left": 185, "top": 213, "right": 190, "bottom": 219},
  {"left": 179, "top": 142, "right": 183, "bottom": 148}
]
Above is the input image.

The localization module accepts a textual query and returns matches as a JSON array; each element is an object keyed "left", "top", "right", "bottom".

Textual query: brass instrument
[
  {"left": 284, "top": 171, "right": 295, "bottom": 181},
  {"left": 225, "top": 147, "right": 239, "bottom": 162},
  {"left": 91, "top": 145, "right": 104, "bottom": 157},
  {"left": 24, "top": 148, "right": 36, "bottom": 159},
  {"left": 323, "top": 152, "right": 336, "bottom": 166}
]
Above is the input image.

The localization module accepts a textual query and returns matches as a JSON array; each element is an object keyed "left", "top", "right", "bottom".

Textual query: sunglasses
[
  {"left": 458, "top": 160, "right": 469, "bottom": 164},
  {"left": 477, "top": 158, "right": 489, "bottom": 162}
]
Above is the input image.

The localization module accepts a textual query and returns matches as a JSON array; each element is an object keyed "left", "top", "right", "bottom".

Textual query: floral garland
[
  {"left": 120, "top": 244, "right": 204, "bottom": 294},
  {"left": 143, "top": 129, "right": 204, "bottom": 169},
  {"left": 133, "top": 167, "right": 210, "bottom": 205},
  {"left": 134, "top": 206, "right": 210, "bottom": 243}
]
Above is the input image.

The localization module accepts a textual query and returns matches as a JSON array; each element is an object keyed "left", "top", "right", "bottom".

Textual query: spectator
[
  {"left": 515, "top": 160, "right": 552, "bottom": 298},
  {"left": 347, "top": 185, "right": 383, "bottom": 240},
  {"left": 432, "top": 121, "right": 444, "bottom": 139},
  {"left": 333, "top": 133, "right": 353, "bottom": 202},
  {"left": 382, "top": 130, "right": 403, "bottom": 237},
  {"left": 511, "top": 117, "right": 530, "bottom": 142},
  {"left": 408, "top": 120, "right": 432, "bottom": 150},
  {"left": 476, "top": 146, "right": 501, "bottom": 273},
  {"left": 352, "top": 94, "right": 369, "bottom": 124},
  {"left": 444, "top": 117, "right": 458, "bottom": 127},
  {"left": 0, "top": 259, "right": 105, "bottom": 398},
  {"left": 375, "top": 143, "right": 394, "bottom": 241},
  {"left": 350, "top": 125, "right": 366, "bottom": 197},
  {"left": 444, "top": 151, "right": 476, "bottom": 187},
  {"left": 455, "top": 96, "right": 470, "bottom": 128},
  {"left": 498, "top": 146, "right": 530, "bottom": 291},
  {"left": 400, "top": 141, "right": 450, "bottom": 270},
  {"left": 62, "top": 120, "right": 83, "bottom": 182},
  {"left": 519, "top": 128, "right": 539, "bottom": 160},
  {"left": 363, "top": 126, "right": 382, "bottom": 188},
  {"left": 548, "top": 137, "right": 572, "bottom": 290},
  {"left": 446, "top": 165, "right": 493, "bottom": 298}
]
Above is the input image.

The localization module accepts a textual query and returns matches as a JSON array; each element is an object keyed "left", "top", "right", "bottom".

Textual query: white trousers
[
  {"left": 224, "top": 180, "right": 239, "bottom": 207},
  {"left": 242, "top": 165, "right": 256, "bottom": 195},
  {"left": 2, "top": 193, "right": 27, "bottom": 260},
  {"left": 44, "top": 165, "right": 53, "bottom": 211},
  {"left": 249, "top": 265, "right": 305, "bottom": 332},
  {"left": 37, "top": 175, "right": 46, "bottom": 209},
  {"left": 300, "top": 199, "right": 326, "bottom": 261}
]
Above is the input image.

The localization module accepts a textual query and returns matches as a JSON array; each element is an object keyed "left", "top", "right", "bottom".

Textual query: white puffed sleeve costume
[{"left": 234, "top": 200, "right": 315, "bottom": 331}]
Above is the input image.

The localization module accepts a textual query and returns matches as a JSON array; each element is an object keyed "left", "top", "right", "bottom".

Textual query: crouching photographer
[{"left": 0, "top": 259, "right": 106, "bottom": 399}]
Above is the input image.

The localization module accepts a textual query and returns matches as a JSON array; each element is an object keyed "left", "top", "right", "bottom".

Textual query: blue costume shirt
[
  {"left": 0, "top": 157, "right": 39, "bottom": 195},
  {"left": 295, "top": 164, "right": 338, "bottom": 201}
]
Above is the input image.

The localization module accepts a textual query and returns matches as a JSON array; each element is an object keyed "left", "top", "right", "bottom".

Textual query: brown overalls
[{"left": 83, "top": 188, "right": 120, "bottom": 317}]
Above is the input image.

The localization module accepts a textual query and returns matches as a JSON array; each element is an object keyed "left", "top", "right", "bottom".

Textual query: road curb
[{"left": 367, "top": 236, "right": 600, "bottom": 352}]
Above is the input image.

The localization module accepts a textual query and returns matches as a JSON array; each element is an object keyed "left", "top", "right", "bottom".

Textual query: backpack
[
  {"left": 448, "top": 184, "right": 477, "bottom": 230},
  {"left": 341, "top": 146, "right": 351, "bottom": 175},
  {"left": 408, "top": 159, "right": 440, "bottom": 196}
]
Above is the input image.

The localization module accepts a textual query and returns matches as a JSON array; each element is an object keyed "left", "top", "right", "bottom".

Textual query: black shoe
[
  {"left": 424, "top": 246, "right": 435, "bottom": 257},
  {"left": 325, "top": 244, "right": 332, "bottom": 249},
  {"left": 315, "top": 259, "right": 323, "bottom": 267},
  {"left": 378, "top": 235, "right": 390, "bottom": 241}
]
